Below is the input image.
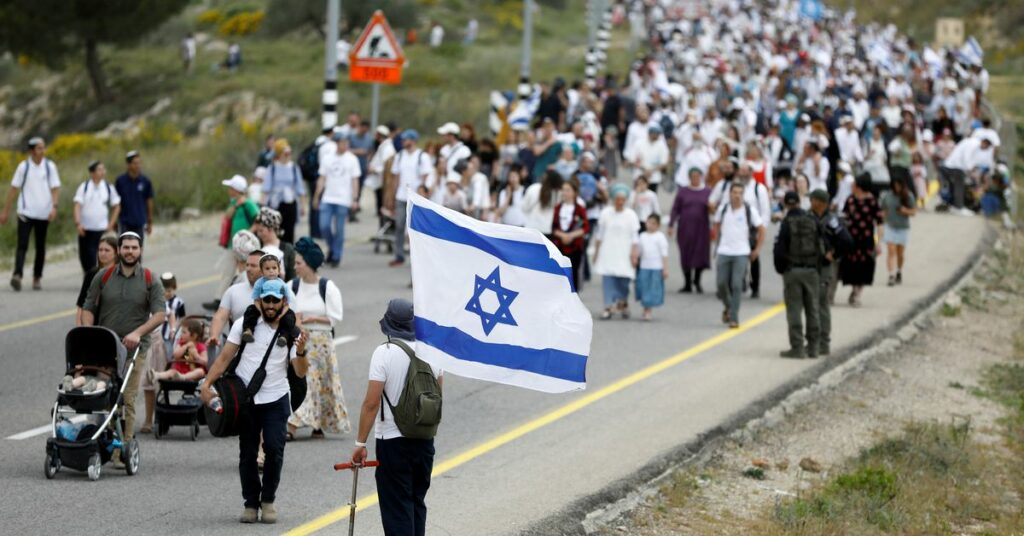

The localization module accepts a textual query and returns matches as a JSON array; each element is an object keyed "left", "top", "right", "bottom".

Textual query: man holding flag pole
[{"left": 351, "top": 192, "right": 593, "bottom": 534}]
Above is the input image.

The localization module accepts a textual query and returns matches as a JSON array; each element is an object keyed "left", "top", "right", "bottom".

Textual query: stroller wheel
[
  {"left": 44, "top": 453, "right": 60, "bottom": 479},
  {"left": 190, "top": 420, "right": 200, "bottom": 441},
  {"left": 87, "top": 453, "right": 101, "bottom": 481},
  {"left": 124, "top": 439, "right": 140, "bottom": 475},
  {"left": 153, "top": 414, "right": 162, "bottom": 439}
]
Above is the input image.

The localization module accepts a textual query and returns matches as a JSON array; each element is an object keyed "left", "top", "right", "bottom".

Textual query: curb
[{"left": 523, "top": 223, "right": 999, "bottom": 536}]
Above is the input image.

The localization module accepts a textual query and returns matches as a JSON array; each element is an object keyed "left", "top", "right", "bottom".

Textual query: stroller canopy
[{"left": 65, "top": 326, "right": 127, "bottom": 378}]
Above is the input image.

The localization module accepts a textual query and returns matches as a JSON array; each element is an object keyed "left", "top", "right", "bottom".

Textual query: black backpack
[
  {"left": 787, "top": 212, "right": 824, "bottom": 268},
  {"left": 298, "top": 140, "right": 323, "bottom": 182}
]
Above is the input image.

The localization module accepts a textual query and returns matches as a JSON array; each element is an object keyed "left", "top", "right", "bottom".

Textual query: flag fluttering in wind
[{"left": 408, "top": 194, "right": 592, "bottom": 393}]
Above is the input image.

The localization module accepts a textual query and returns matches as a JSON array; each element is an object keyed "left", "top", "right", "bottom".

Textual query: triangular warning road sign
[{"left": 349, "top": 10, "right": 405, "bottom": 67}]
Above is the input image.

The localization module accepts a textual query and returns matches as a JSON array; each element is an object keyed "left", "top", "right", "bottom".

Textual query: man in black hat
[
  {"left": 351, "top": 299, "right": 443, "bottom": 536},
  {"left": 808, "top": 189, "right": 852, "bottom": 356},
  {"left": 773, "top": 191, "right": 823, "bottom": 358}
]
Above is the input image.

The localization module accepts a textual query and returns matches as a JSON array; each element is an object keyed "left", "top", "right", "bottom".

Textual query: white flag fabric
[{"left": 408, "top": 193, "right": 592, "bottom": 393}]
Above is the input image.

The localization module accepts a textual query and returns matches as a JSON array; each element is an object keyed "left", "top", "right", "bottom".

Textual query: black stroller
[
  {"left": 45, "top": 327, "right": 140, "bottom": 481},
  {"left": 153, "top": 315, "right": 212, "bottom": 440}
]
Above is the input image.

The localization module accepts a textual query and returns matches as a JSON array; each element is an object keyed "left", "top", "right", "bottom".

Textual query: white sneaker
[{"left": 957, "top": 207, "right": 976, "bottom": 216}]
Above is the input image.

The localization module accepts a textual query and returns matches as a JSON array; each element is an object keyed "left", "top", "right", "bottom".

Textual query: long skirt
[
  {"left": 288, "top": 330, "right": 352, "bottom": 433},
  {"left": 635, "top": 268, "right": 665, "bottom": 308}
]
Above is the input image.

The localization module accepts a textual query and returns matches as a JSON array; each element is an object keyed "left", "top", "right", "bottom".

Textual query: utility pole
[
  {"left": 519, "top": 0, "right": 533, "bottom": 97},
  {"left": 323, "top": 0, "right": 340, "bottom": 129}
]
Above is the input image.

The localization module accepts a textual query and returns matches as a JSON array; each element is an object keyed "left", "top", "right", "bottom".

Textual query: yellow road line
[
  {"left": 0, "top": 273, "right": 220, "bottom": 333},
  {"left": 284, "top": 303, "right": 787, "bottom": 536}
]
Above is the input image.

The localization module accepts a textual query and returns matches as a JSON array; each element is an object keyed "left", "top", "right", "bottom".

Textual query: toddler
[
  {"left": 148, "top": 318, "right": 208, "bottom": 382},
  {"left": 635, "top": 214, "right": 669, "bottom": 321},
  {"left": 910, "top": 152, "right": 928, "bottom": 209},
  {"left": 61, "top": 365, "right": 111, "bottom": 393},
  {"left": 242, "top": 254, "right": 298, "bottom": 347},
  {"left": 630, "top": 176, "right": 660, "bottom": 231},
  {"left": 441, "top": 175, "right": 469, "bottom": 214},
  {"left": 160, "top": 272, "right": 186, "bottom": 356}
]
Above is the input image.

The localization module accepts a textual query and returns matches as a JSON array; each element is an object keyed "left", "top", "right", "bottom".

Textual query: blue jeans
[
  {"left": 239, "top": 394, "right": 290, "bottom": 508},
  {"left": 318, "top": 203, "right": 349, "bottom": 263},
  {"left": 716, "top": 254, "right": 749, "bottom": 323},
  {"left": 602, "top": 276, "right": 631, "bottom": 308}
]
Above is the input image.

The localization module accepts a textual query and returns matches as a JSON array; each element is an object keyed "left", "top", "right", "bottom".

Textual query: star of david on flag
[
  {"left": 465, "top": 267, "right": 518, "bottom": 335},
  {"left": 407, "top": 193, "right": 592, "bottom": 393}
]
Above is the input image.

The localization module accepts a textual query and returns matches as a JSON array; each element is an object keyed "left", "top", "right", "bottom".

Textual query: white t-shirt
[
  {"left": 440, "top": 142, "right": 471, "bottom": 176},
  {"left": 629, "top": 190, "right": 660, "bottom": 223},
  {"left": 318, "top": 150, "right": 360, "bottom": 206},
  {"left": 709, "top": 180, "right": 770, "bottom": 222},
  {"left": 498, "top": 187, "right": 526, "bottom": 226},
  {"left": 227, "top": 317, "right": 298, "bottom": 405},
  {"left": 390, "top": 149, "right": 429, "bottom": 203},
  {"left": 638, "top": 231, "right": 669, "bottom": 270},
  {"left": 219, "top": 279, "right": 255, "bottom": 324},
  {"left": 289, "top": 277, "right": 344, "bottom": 328},
  {"left": 715, "top": 203, "right": 763, "bottom": 256},
  {"left": 11, "top": 158, "right": 61, "bottom": 220},
  {"left": 368, "top": 340, "right": 442, "bottom": 440},
  {"left": 73, "top": 179, "right": 121, "bottom": 231}
]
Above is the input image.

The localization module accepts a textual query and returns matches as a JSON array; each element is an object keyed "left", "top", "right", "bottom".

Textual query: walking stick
[{"left": 334, "top": 460, "right": 379, "bottom": 536}]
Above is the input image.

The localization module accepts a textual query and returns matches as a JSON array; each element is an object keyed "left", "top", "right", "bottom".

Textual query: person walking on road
[
  {"left": 880, "top": 175, "right": 916, "bottom": 286},
  {"left": 211, "top": 175, "right": 259, "bottom": 309},
  {"left": 263, "top": 139, "right": 307, "bottom": 245},
  {"left": 593, "top": 184, "right": 641, "bottom": 320},
  {"left": 668, "top": 167, "right": 711, "bottom": 293},
  {"left": 388, "top": 130, "right": 431, "bottom": 267},
  {"left": 713, "top": 182, "right": 765, "bottom": 329},
  {"left": 351, "top": 298, "right": 443, "bottom": 536},
  {"left": 201, "top": 280, "right": 310, "bottom": 524},
  {"left": 81, "top": 232, "right": 166, "bottom": 452},
  {"left": 286, "top": 238, "right": 350, "bottom": 439},
  {"left": 774, "top": 191, "right": 823, "bottom": 358},
  {"left": 114, "top": 150, "right": 154, "bottom": 240},
  {"left": 808, "top": 189, "right": 852, "bottom": 356},
  {"left": 314, "top": 132, "right": 361, "bottom": 267},
  {"left": 839, "top": 174, "right": 884, "bottom": 307},
  {"left": 551, "top": 179, "right": 590, "bottom": 290},
  {"left": 1, "top": 136, "right": 61, "bottom": 291},
  {"left": 73, "top": 160, "right": 120, "bottom": 272}
]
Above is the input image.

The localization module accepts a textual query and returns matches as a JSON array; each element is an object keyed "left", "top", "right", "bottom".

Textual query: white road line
[
  {"left": 8, "top": 338, "right": 357, "bottom": 440},
  {"left": 8, "top": 415, "right": 87, "bottom": 441},
  {"left": 333, "top": 335, "right": 358, "bottom": 346}
]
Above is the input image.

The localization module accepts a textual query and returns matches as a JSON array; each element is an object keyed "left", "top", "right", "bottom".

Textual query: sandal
[
  {"left": 285, "top": 432, "right": 295, "bottom": 442},
  {"left": 139, "top": 424, "right": 153, "bottom": 434},
  {"left": 311, "top": 429, "right": 325, "bottom": 439}
]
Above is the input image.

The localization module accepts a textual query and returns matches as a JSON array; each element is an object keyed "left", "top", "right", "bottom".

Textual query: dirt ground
[{"left": 609, "top": 232, "right": 1023, "bottom": 535}]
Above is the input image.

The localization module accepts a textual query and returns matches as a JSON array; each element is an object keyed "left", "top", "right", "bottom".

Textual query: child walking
[
  {"left": 636, "top": 214, "right": 669, "bottom": 321},
  {"left": 242, "top": 254, "right": 299, "bottom": 347}
]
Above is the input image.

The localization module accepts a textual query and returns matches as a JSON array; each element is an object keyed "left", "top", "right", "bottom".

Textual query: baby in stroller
[
  {"left": 146, "top": 318, "right": 207, "bottom": 383},
  {"left": 61, "top": 364, "right": 113, "bottom": 394}
]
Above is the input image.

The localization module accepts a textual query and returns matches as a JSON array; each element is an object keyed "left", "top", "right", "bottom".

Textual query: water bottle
[
  {"left": 56, "top": 420, "right": 81, "bottom": 441},
  {"left": 209, "top": 396, "right": 224, "bottom": 414}
]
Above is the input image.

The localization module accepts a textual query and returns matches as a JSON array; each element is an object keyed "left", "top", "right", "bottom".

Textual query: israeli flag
[{"left": 408, "top": 193, "right": 592, "bottom": 393}]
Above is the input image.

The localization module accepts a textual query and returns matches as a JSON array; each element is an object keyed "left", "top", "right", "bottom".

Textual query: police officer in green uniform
[
  {"left": 808, "top": 189, "right": 852, "bottom": 356},
  {"left": 773, "top": 191, "right": 822, "bottom": 358}
]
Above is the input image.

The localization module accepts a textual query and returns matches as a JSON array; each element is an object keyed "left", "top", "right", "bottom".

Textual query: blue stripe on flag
[
  {"left": 415, "top": 317, "right": 587, "bottom": 383},
  {"left": 410, "top": 204, "right": 576, "bottom": 290}
]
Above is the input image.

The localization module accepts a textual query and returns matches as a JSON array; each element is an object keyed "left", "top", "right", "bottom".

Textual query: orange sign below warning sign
[{"left": 349, "top": 10, "right": 406, "bottom": 85}]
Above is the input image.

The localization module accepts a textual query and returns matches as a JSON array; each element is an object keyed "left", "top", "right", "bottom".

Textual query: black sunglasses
[{"left": 261, "top": 296, "right": 282, "bottom": 304}]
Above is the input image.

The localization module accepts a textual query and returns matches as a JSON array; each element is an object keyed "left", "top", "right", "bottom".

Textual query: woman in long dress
[
  {"left": 287, "top": 238, "right": 351, "bottom": 439},
  {"left": 593, "top": 184, "right": 641, "bottom": 320},
  {"left": 839, "top": 174, "right": 884, "bottom": 307},
  {"left": 668, "top": 167, "right": 711, "bottom": 293}
]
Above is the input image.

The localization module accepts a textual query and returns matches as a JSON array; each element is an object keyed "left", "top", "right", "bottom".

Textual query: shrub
[
  {"left": 219, "top": 10, "right": 265, "bottom": 36},
  {"left": 196, "top": 9, "right": 225, "bottom": 26},
  {"left": 48, "top": 133, "right": 112, "bottom": 160}
]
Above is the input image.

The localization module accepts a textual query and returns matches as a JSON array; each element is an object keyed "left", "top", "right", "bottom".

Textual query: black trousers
[
  {"left": 376, "top": 437, "right": 435, "bottom": 536},
  {"left": 78, "top": 230, "right": 104, "bottom": 272},
  {"left": 307, "top": 192, "right": 321, "bottom": 239},
  {"left": 566, "top": 249, "right": 584, "bottom": 291},
  {"left": 239, "top": 394, "right": 290, "bottom": 509},
  {"left": 278, "top": 201, "right": 298, "bottom": 244},
  {"left": 14, "top": 217, "right": 48, "bottom": 279},
  {"left": 749, "top": 257, "right": 761, "bottom": 295}
]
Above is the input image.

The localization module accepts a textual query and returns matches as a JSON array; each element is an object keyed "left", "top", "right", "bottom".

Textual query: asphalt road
[{"left": 0, "top": 195, "right": 987, "bottom": 535}]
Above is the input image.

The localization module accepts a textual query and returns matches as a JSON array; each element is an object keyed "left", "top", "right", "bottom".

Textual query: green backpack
[
  {"left": 380, "top": 339, "right": 443, "bottom": 440},
  {"left": 787, "top": 212, "right": 824, "bottom": 268}
]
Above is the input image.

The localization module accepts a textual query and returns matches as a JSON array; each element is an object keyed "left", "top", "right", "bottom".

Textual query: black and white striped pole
[
  {"left": 322, "top": 0, "right": 340, "bottom": 130},
  {"left": 595, "top": 2, "right": 612, "bottom": 74},
  {"left": 584, "top": 0, "right": 599, "bottom": 88},
  {"left": 518, "top": 0, "right": 533, "bottom": 99}
]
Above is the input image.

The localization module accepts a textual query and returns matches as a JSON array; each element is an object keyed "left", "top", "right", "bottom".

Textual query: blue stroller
[{"left": 45, "top": 327, "right": 141, "bottom": 481}]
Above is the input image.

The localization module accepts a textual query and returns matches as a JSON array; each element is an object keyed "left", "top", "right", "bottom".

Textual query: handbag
[{"left": 218, "top": 215, "right": 231, "bottom": 248}]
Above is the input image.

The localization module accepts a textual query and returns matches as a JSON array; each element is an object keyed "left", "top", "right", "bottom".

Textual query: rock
[
  {"left": 196, "top": 91, "right": 313, "bottom": 137},
  {"left": 775, "top": 458, "right": 790, "bottom": 471},
  {"left": 751, "top": 458, "right": 770, "bottom": 469},
  {"left": 943, "top": 292, "right": 962, "bottom": 310},
  {"left": 179, "top": 207, "right": 202, "bottom": 220},
  {"left": 799, "top": 457, "right": 823, "bottom": 473}
]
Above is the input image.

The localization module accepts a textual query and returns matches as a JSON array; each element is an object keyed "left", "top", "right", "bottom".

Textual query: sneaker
[
  {"left": 957, "top": 207, "right": 976, "bottom": 216},
  {"left": 728, "top": 321, "right": 740, "bottom": 329},
  {"left": 895, "top": 272, "right": 902, "bottom": 285},
  {"left": 818, "top": 344, "right": 831, "bottom": 356},
  {"left": 240, "top": 507, "right": 259, "bottom": 524},
  {"left": 779, "top": 349, "right": 806, "bottom": 359},
  {"left": 887, "top": 275, "right": 896, "bottom": 287},
  {"left": 750, "top": 290, "right": 759, "bottom": 299},
  {"left": 241, "top": 329, "right": 255, "bottom": 343},
  {"left": 276, "top": 335, "right": 287, "bottom": 348},
  {"left": 32, "top": 278, "right": 41, "bottom": 290},
  {"left": 10, "top": 276, "right": 21, "bottom": 292},
  {"left": 388, "top": 260, "right": 405, "bottom": 267},
  {"left": 678, "top": 285, "right": 692, "bottom": 293},
  {"left": 260, "top": 503, "right": 278, "bottom": 524}
]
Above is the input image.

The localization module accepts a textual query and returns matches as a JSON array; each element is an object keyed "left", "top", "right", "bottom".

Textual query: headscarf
[
  {"left": 379, "top": 298, "right": 415, "bottom": 340},
  {"left": 254, "top": 207, "right": 283, "bottom": 235},
  {"left": 610, "top": 183, "right": 630, "bottom": 199},
  {"left": 294, "top": 237, "right": 324, "bottom": 270},
  {"left": 232, "top": 230, "right": 261, "bottom": 260}
]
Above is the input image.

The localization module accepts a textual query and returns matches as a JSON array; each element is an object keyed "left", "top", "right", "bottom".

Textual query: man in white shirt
[
  {"left": 1, "top": 136, "right": 61, "bottom": 291},
  {"left": 713, "top": 182, "right": 765, "bottom": 328},
  {"left": 351, "top": 299, "right": 442, "bottom": 536},
  {"left": 834, "top": 115, "right": 863, "bottom": 166},
  {"left": 676, "top": 133, "right": 714, "bottom": 187},
  {"left": 623, "top": 105, "right": 653, "bottom": 165},
  {"left": 709, "top": 164, "right": 770, "bottom": 298},
  {"left": 437, "top": 122, "right": 471, "bottom": 177},
  {"left": 201, "top": 280, "right": 309, "bottom": 524},
  {"left": 315, "top": 133, "right": 361, "bottom": 267},
  {"left": 627, "top": 125, "right": 670, "bottom": 192},
  {"left": 389, "top": 130, "right": 430, "bottom": 267},
  {"left": 366, "top": 125, "right": 396, "bottom": 228},
  {"left": 795, "top": 142, "right": 830, "bottom": 192},
  {"left": 940, "top": 135, "right": 994, "bottom": 213},
  {"left": 73, "top": 160, "right": 121, "bottom": 271}
]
